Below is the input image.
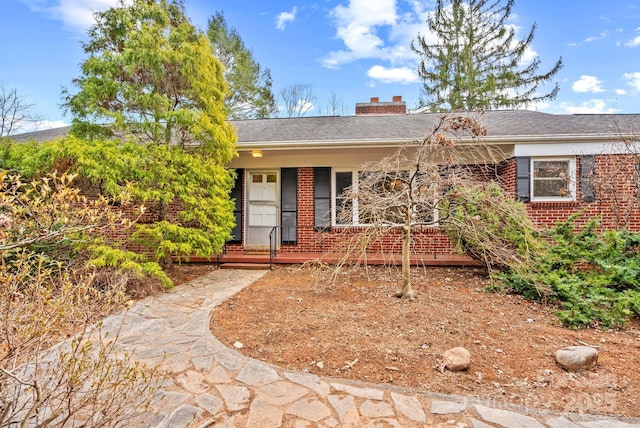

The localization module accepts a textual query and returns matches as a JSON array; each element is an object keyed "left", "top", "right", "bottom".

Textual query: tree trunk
[
  {"left": 158, "top": 199, "right": 173, "bottom": 269},
  {"left": 399, "top": 225, "right": 415, "bottom": 300}
]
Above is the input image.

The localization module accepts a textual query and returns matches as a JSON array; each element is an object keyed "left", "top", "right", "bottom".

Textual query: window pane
[
  {"left": 534, "top": 161, "right": 568, "bottom": 178},
  {"left": 534, "top": 179, "right": 569, "bottom": 197},
  {"left": 335, "top": 172, "right": 352, "bottom": 194},
  {"left": 252, "top": 174, "right": 263, "bottom": 183},
  {"left": 533, "top": 160, "right": 571, "bottom": 198},
  {"left": 335, "top": 172, "right": 353, "bottom": 225},
  {"left": 336, "top": 199, "right": 353, "bottom": 224},
  {"left": 266, "top": 174, "right": 277, "bottom": 183}
]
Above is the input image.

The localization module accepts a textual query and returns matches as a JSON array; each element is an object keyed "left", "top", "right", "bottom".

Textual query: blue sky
[{"left": 1, "top": 0, "right": 639, "bottom": 132}]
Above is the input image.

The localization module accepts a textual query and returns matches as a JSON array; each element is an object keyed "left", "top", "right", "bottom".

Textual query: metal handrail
[{"left": 269, "top": 226, "right": 281, "bottom": 270}]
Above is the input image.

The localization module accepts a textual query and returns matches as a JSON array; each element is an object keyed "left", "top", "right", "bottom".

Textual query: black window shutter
[
  {"left": 515, "top": 157, "right": 531, "bottom": 202},
  {"left": 281, "top": 168, "right": 297, "bottom": 244},
  {"left": 314, "top": 167, "right": 331, "bottom": 230},
  {"left": 229, "top": 169, "right": 243, "bottom": 243},
  {"left": 579, "top": 155, "right": 596, "bottom": 202}
]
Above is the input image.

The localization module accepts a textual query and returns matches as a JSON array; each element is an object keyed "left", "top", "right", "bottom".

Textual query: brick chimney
[{"left": 355, "top": 96, "right": 406, "bottom": 115}]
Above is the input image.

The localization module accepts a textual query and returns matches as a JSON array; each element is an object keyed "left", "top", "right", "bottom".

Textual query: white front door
[{"left": 247, "top": 171, "right": 278, "bottom": 248}]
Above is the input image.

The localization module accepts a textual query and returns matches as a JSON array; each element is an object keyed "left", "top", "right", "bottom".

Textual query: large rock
[
  {"left": 555, "top": 346, "right": 598, "bottom": 372},
  {"left": 443, "top": 347, "right": 471, "bottom": 371}
]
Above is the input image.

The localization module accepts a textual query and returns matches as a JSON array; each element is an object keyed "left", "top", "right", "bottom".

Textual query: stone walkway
[{"left": 100, "top": 269, "right": 640, "bottom": 427}]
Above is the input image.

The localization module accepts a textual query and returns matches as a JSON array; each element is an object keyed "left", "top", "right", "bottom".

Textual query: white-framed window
[
  {"left": 332, "top": 169, "right": 438, "bottom": 226},
  {"left": 531, "top": 157, "right": 576, "bottom": 201},
  {"left": 333, "top": 169, "right": 360, "bottom": 226}
]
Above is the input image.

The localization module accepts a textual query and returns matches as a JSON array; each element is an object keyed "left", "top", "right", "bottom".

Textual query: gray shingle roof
[
  {"left": 233, "top": 110, "right": 640, "bottom": 145},
  {"left": 8, "top": 111, "right": 639, "bottom": 146}
]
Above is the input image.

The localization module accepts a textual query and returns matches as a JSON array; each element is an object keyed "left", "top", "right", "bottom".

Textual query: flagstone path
[{"left": 101, "top": 269, "right": 640, "bottom": 427}]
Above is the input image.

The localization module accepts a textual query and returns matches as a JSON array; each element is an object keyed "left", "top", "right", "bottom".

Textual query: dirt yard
[{"left": 209, "top": 264, "right": 640, "bottom": 418}]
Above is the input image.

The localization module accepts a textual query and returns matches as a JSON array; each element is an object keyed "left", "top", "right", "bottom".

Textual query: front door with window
[{"left": 247, "top": 171, "right": 278, "bottom": 248}]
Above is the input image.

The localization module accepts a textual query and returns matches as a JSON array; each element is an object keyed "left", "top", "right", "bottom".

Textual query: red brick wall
[
  {"left": 285, "top": 155, "right": 639, "bottom": 257},
  {"left": 278, "top": 167, "right": 458, "bottom": 256},
  {"left": 500, "top": 154, "right": 640, "bottom": 231},
  {"left": 107, "top": 154, "right": 640, "bottom": 260},
  {"left": 355, "top": 97, "right": 407, "bottom": 115}
]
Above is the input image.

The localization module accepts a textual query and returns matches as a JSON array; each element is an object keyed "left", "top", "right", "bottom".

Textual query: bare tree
[
  {"left": 278, "top": 83, "right": 317, "bottom": 117},
  {"left": 324, "top": 91, "right": 346, "bottom": 116},
  {"left": 333, "top": 113, "right": 536, "bottom": 299},
  {"left": 586, "top": 119, "right": 640, "bottom": 228},
  {"left": 0, "top": 83, "right": 41, "bottom": 136}
]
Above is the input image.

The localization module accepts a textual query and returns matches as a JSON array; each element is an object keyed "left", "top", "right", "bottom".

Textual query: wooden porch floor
[{"left": 188, "top": 252, "right": 481, "bottom": 268}]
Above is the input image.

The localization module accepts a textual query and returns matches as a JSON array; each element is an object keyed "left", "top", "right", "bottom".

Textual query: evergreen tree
[
  {"left": 62, "top": 0, "right": 237, "bottom": 266},
  {"left": 208, "top": 12, "right": 276, "bottom": 119},
  {"left": 412, "top": 0, "right": 563, "bottom": 111}
]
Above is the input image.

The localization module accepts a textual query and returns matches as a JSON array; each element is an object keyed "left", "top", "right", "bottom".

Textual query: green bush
[{"left": 499, "top": 215, "right": 640, "bottom": 328}]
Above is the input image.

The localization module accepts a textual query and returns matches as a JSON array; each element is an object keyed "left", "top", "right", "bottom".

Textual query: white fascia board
[
  {"left": 238, "top": 136, "right": 495, "bottom": 152},
  {"left": 515, "top": 140, "right": 640, "bottom": 157},
  {"left": 238, "top": 138, "right": 413, "bottom": 151}
]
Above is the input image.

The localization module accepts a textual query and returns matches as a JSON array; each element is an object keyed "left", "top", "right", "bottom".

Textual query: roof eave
[{"left": 236, "top": 133, "right": 634, "bottom": 152}]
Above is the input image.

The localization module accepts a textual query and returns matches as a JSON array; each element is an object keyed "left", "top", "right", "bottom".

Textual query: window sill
[{"left": 529, "top": 200, "right": 579, "bottom": 208}]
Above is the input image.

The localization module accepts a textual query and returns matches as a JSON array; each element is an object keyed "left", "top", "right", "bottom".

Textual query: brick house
[
  {"left": 12, "top": 98, "right": 640, "bottom": 266},
  {"left": 224, "top": 98, "right": 640, "bottom": 265}
]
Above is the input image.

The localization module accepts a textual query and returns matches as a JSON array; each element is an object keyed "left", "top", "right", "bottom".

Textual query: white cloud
[
  {"left": 36, "top": 119, "right": 69, "bottom": 130},
  {"left": 625, "top": 35, "right": 640, "bottom": 47},
  {"left": 572, "top": 75, "right": 605, "bottom": 93},
  {"left": 18, "top": 119, "right": 69, "bottom": 134},
  {"left": 322, "top": 0, "right": 406, "bottom": 68},
  {"left": 366, "top": 65, "right": 419, "bottom": 84},
  {"left": 623, "top": 72, "right": 640, "bottom": 91},
  {"left": 585, "top": 31, "right": 609, "bottom": 43},
  {"left": 21, "top": 0, "right": 124, "bottom": 33},
  {"left": 297, "top": 99, "right": 315, "bottom": 115},
  {"left": 559, "top": 99, "right": 612, "bottom": 114},
  {"left": 615, "top": 88, "right": 627, "bottom": 95},
  {"left": 276, "top": 6, "right": 298, "bottom": 30}
]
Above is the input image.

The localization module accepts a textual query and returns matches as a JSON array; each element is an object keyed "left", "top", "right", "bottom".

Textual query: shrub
[
  {"left": 441, "top": 182, "right": 546, "bottom": 274},
  {"left": 0, "top": 172, "right": 165, "bottom": 425},
  {"left": 499, "top": 215, "right": 640, "bottom": 328}
]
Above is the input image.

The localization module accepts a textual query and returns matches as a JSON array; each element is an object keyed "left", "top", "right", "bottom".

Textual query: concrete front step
[{"left": 219, "top": 262, "right": 271, "bottom": 270}]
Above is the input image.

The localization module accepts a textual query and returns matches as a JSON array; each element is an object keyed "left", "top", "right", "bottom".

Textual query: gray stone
[
  {"left": 545, "top": 416, "right": 583, "bottom": 428},
  {"left": 443, "top": 347, "right": 472, "bottom": 371},
  {"left": 284, "top": 371, "right": 331, "bottom": 396},
  {"left": 331, "top": 382, "right": 384, "bottom": 400},
  {"left": 322, "top": 417, "right": 340, "bottom": 427},
  {"left": 580, "top": 421, "right": 640, "bottom": 428},
  {"left": 474, "top": 405, "right": 545, "bottom": 428},
  {"left": 286, "top": 398, "right": 332, "bottom": 422},
  {"left": 391, "top": 392, "right": 426, "bottom": 422},
  {"left": 555, "top": 346, "right": 598, "bottom": 372},
  {"left": 214, "top": 414, "right": 244, "bottom": 428},
  {"left": 192, "top": 355, "right": 214, "bottom": 371},
  {"left": 236, "top": 360, "right": 281, "bottom": 386},
  {"left": 175, "top": 370, "right": 208, "bottom": 393},
  {"left": 470, "top": 419, "right": 495, "bottom": 428},
  {"left": 157, "top": 352, "right": 191, "bottom": 373},
  {"left": 359, "top": 400, "right": 394, "bottom": 418},
  {"left": 161, "top": 404, "right": 201, "bottom": 428},
  {"left": 195, "top": 393, "right": 224, "bottom": 416},
  {"left": 431, "top": 400, "right": 466, "bottom": 415},
  {"left": 152, "top": 390, "right": 190, "bottom": 408},
  {"left": 214, "top": 348, "right": 245, "bottom": 371},
  {"left": 216, "top": 384, "right": 251, "bottom": 411},
  {"left": 246, "top": 399, "right": 284, "bottom": 428},
  {"left": 206, "top": 365, "right": 232, "bottom": 384},
  {"left": 256, "top": 380, "right": 310, "bottom": 406},
  {"left": 361, "top": 419, "right": 403, "bottom": 428},
  {"left": 327, "top": 394, "right": 359, "bottom": 425}
]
